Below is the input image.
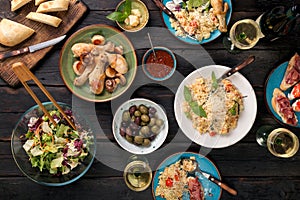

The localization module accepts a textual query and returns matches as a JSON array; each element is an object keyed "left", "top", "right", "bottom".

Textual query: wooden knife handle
[
  {"left": 226, "top": 55, "right": 255, "bottom": 77},
  {"left": 208, "top": 176, "right": 238, "bottom": 196},
  {"left": 0, "top": 47, "right": 29, "bottom": 60},
  {"left": 152, "top": 0, "right": 176, "bottom": 19}
]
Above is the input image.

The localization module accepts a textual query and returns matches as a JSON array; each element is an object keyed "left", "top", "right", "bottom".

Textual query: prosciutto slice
[{"left": 188, "top": 177, "right": 204, "bottom": 200}]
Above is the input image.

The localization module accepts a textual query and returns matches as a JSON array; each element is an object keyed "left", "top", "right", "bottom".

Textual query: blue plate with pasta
[
  {"left": 152, "top": 152, "right": 222, "bottom": 200},
  {"left": 161, "top": 0, "right": 232, "bottom": 45}
]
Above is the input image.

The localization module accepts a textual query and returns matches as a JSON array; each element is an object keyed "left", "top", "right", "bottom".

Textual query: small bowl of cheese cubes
[{"left": 109, "top": 0, "right": 149, "bottom": 32}]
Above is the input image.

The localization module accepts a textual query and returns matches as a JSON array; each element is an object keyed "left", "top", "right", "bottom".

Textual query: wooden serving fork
[{"left": 12, "top": 62, "right": 76, "bottom": 130}]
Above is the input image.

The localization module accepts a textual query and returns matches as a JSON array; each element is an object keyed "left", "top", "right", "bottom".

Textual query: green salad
[{"left": 22, "top": 109, "right": 93, "bottom": 175}]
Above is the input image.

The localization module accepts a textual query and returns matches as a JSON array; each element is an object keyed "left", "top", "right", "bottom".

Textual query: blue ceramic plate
[
  {"left": 152, "top": 152, "right": 222, "bottom": 200},
  {"left": 162, "top": 0, "right": 232, "bottom": 45},
  {"left": 265, "top": 62, "right": 300, "bottom": 128}
]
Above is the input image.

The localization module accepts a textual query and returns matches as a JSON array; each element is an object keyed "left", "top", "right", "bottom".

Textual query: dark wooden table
[{"left": 1, "top": 0, "right": 300, "bottom": 199}]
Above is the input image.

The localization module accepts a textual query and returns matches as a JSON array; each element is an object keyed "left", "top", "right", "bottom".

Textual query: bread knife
[{"left": 0, "top": 35, "right": 66, "bottom": 60}]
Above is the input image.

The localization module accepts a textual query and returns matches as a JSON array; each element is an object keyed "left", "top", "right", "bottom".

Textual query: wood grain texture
[{"left": 0, "top": 0, "right": 87, "bottom": 87}]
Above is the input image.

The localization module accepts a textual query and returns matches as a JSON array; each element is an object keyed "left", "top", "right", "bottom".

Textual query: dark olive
[
  {"left": 132, "top": 130, "right": 139, "bottom": 136},
  {"left": 126, "top": 134, "right": 133, "bottom": 143},
  {"left": 130, "top": 122, "right": 139, "bottom": 130},
  {"left": 149, "top": 134, "right": 156, "bottom": 141},
  {"left": 134, "top": 110, "right": 141, "bottom": 117},
  {"left": 120, "top": 127, "right": 126, "bottom": 137},
  {"left": 129, "top": 105, "right": 137, "bottom": 116},
  {"left": 122, "top": 111, "right": 131, "bottom": 122},
  {"left": 134, "top": 116, "right": 141, "bottom": 125},
  {"left": 141, "top": 114, "right": 150, "bottom": 123},
  {"left": 149, "top": 107, "right": 157, "bottom": 114},
  {"left": 138, "top": 104, "right": 149, "bottom": 114},
  {"left": 143, "top": 138, "right": 151, "bottom": 146},
  {"left": 134, "top": 135, "right": 144, "bottom": 145},
  {"left": 156, "top": 119, "right": 164, "bottom": 127},
  {"left": 140, "top": 126, "right": 150, "bottom": 136},
  {"left": 151, "top": 125, "right": 160, "bottom": 134}
]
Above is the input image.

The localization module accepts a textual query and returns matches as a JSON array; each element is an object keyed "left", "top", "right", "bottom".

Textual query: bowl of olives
[{"left": 112, "top": 98, "right": 168, "bottom": 154}]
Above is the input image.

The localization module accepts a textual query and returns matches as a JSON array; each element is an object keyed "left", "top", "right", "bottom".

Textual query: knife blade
[
  {"left": 0, "top": 35, "right": 66, "bottom": 60},
  {"left": 151, "top": 0, "right": 198, "bottom": 41},
  {"left": 217, "top": 55, "right": 255, "bottom": 82},
  {"left": 201, "top": 171, "right": 238, "bottom": 196}
]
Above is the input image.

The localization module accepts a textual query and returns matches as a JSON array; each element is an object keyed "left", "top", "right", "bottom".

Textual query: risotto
[
  {"left": 170, "top": 7, "right": 219, "bottom": 42},
  {"left": 155, "top": 158, "right": 204, "bottom": 200},
  {"left": 183, "top": 76, "right": 244, "bottom": 135}
]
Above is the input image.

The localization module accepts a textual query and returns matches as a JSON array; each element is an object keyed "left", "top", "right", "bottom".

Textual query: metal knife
[
  {"left": 201, "top": 171, "right": 238, "bottom": 196},
  {"left": 0, "top": 35, "right": 66, "bottom": 60},
  {"left": 217, "top": 55, "right": 255, "bottom": 82},
  {"left": 151, "top": 0, "right": 198, "bottom": 41}
]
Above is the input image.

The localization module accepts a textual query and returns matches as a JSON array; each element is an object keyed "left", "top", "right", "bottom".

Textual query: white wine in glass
[
  {"left": 123, "top": 155, "right": 152, "bottom": 191},
  {"left": 267, "top": 128, "right": 299, "bottom": 158},
  {"left": 226, "top": 19, "right": 264, "bottom": 52}
]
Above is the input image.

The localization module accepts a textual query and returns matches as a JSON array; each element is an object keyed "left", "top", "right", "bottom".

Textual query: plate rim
[
  {"left": 264, "top": 61, "right": 300, "bottom": 128},
  {"left": 174, "top": 65, "right": 257, "bottom": 148},
  {"left": 161, "top": 0, "right": 232, "bottom": 45},
  {"left": 151, "top": 151, "right": 222, "bottom": 200},
  {"left": 112, "top": 98, "right": 169, "bottom": 155},
  {"left": 59, "top": 24, "right": 137, "bottom": 102}
]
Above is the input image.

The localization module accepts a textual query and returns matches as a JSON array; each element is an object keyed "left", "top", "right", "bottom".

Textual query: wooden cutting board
[{"left": 0, "top": 0, "right": 88, "bottom": 87}]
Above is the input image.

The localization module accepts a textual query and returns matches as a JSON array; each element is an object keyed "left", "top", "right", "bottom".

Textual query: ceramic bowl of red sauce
[{"left": 142, "top": 47, "right": 176, "bottom": 81}]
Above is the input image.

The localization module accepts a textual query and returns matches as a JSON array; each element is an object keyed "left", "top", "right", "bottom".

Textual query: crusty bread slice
[
  {"left": 26, "top": 12, "right": 62, "bottom": 27},
  {"left": 0, "top": 19, "right": 35, "bottom": 47},
  {"left": 35, "top": 0, "right": 48, "bottom": 6},
  {"left": 36, "top": 0, "right": 69, "bottom": 13},
  {"left": 279, "top": 53, "right": 300, "bottom": 91},
  {"left": 11, "top": 0, "right": 32, "bottom": 12},
  {"left": 272, "top": 88, "right": 298, "bottom": 125}
]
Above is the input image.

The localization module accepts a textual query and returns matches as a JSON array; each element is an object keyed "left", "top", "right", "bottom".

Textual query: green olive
[
  {"left": 143, "top": 138, "right": 151, "bottom": 146},
  {"left": 141, "top": 114, "right": 150, "bottom": 123},
  {"left": 140, "top": 126, "right": 150, "bottom": 136},
  {"left": 122, "top": 111, "right": 130, "bottom": 122},
  {"left": 134, "top": 136, "right": 144, "bottom": 145},
  {"left": 134, "top": 110, "right": 141, "bottom": 117},
  {"left": 138, "top": 104, "right": 149, "bottom": 114},
  {"left": 149, "top": 118, "right": 156, "bottom": 126},
  {"left": 140, "top": 121, "right": 148, "bottom": 126},
  {"left": 151, "top": 125, "right": 160, "bottom": 134},
  {"left": 126, "top": 135, "right": 133, "bottom": 143},
  {"left": 156, "top": 119, "right": 164, "bottom": 127}
]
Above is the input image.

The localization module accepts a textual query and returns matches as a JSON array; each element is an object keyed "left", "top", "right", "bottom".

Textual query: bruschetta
[
  {"left": 272, "top": 88, "right": 298, "bottom": 126},
  {"left": 280, "top": 53, "right": 300, "bottom": 91}
]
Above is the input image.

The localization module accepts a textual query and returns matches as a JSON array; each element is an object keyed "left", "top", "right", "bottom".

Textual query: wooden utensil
[{"left": 12, "top": 62, "right": 76, "bottom": 130}]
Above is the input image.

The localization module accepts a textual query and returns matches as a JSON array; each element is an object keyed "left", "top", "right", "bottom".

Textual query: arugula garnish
[
  {"left": 107, "top": 0, "right": 132, "bottom": 22},
  {"left": 184, "top": 85, "right": 207, "bottom": 118},
  {"left": 229, "top": 101, "right": 239, "bottom": 116}
]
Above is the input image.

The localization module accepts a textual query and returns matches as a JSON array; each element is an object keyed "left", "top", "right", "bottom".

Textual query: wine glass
[
  {"left": 223, "top": 19, "right": 264, "bottom": 53},
  {"left": 123, "top": 155, "right": 152, "bottom": 191},
  {"left": 256, "top": 126, "right": 299, "bottom": 158}
]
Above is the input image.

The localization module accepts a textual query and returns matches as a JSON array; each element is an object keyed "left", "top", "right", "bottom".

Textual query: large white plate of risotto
[{"left": 174, "top": 65, "right": 257, "bottom": 148}]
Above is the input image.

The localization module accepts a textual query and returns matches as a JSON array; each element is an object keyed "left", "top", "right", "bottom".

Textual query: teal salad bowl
[{"left": 11, "top": 102, "right": 96, "bottom": 186}]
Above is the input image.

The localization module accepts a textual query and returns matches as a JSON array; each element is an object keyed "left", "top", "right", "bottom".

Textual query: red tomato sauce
[{"left": 145, "top": 50, "right": 174, "bottom": 78}]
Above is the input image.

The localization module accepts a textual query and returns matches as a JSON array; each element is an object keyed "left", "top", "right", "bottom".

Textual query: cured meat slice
[
  {"left": 280, "top": 53, "right": 300, "bottom": 91},
  {"left": 272, "top": 88, "right": 298, "bottom": 126}
]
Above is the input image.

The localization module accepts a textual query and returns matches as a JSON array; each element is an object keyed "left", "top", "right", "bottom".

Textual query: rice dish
[
  {"left": 183, "top": 77, "right": 244, "bottom": 135},
  {"left": 170, "top": 7, "right": 219, "bottom": 42},
  {"left": 155, "top": 158, "right": 203, "bottom": 200}
]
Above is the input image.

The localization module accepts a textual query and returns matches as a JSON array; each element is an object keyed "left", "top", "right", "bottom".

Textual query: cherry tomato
[
  {"left": 209, "top": 131, "right": 217, "bottom": 137},
  {"left": 174, "top": 174, "right": 179, "bottom": 181},
  {"left": 166, "top": 178, "right": 173, "bottom": 187}
]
